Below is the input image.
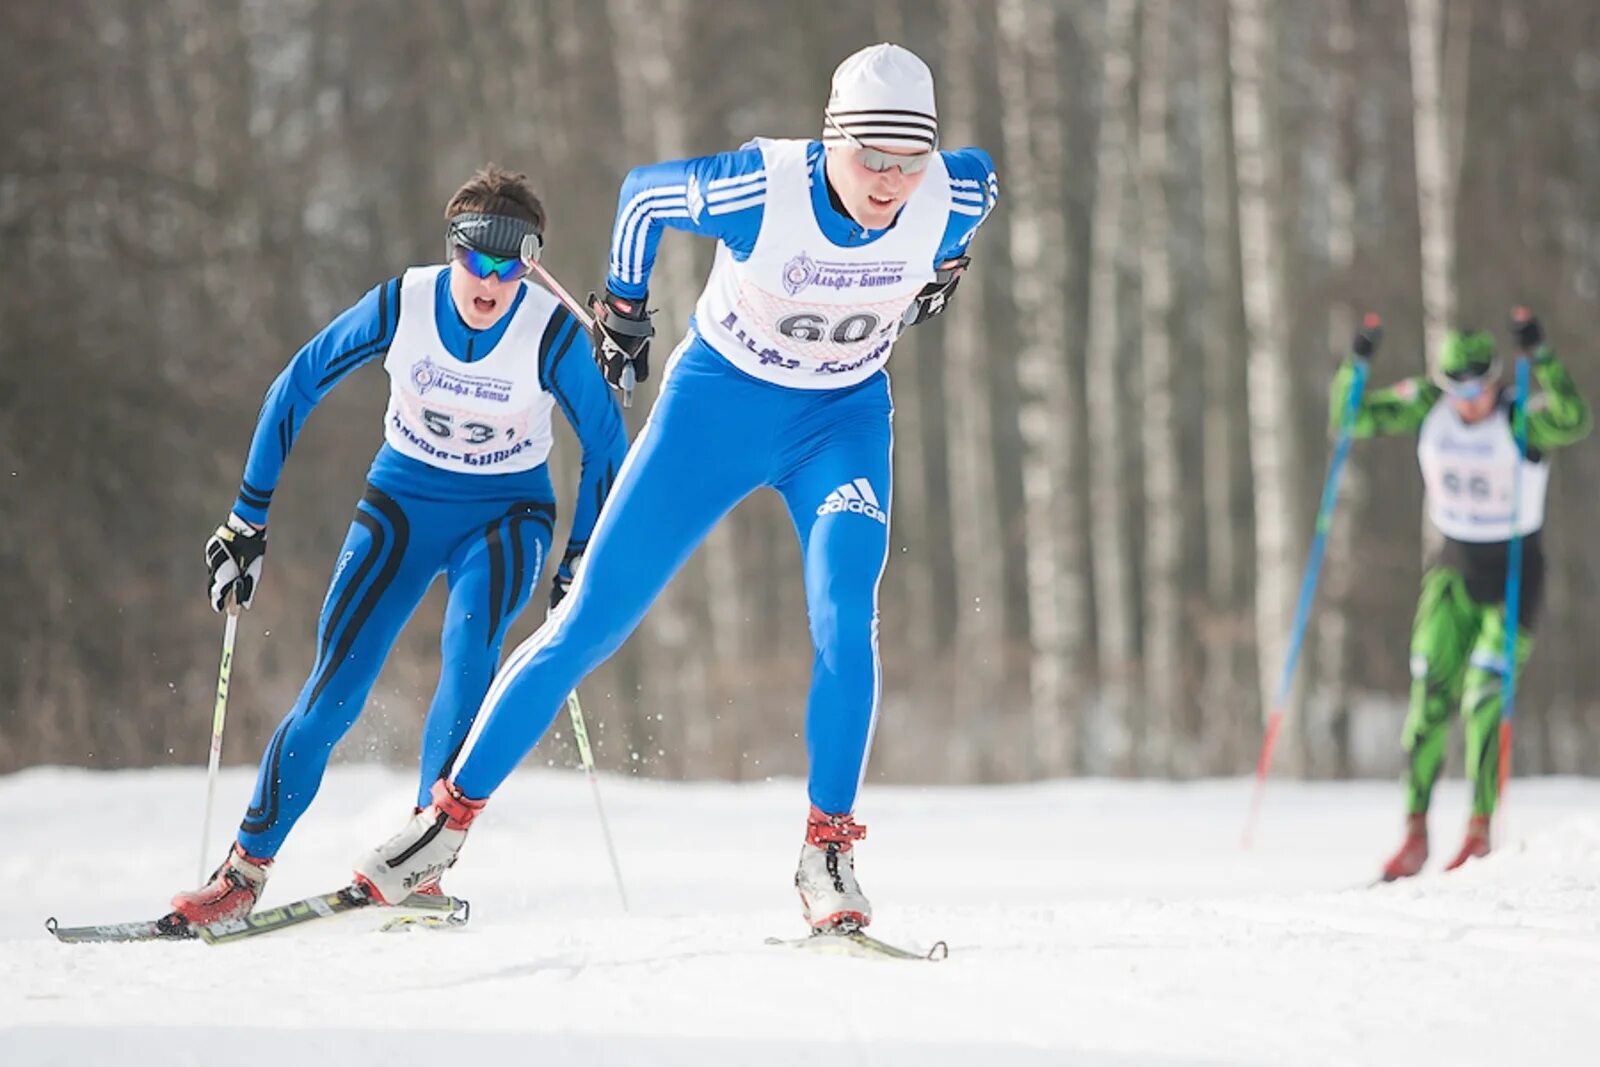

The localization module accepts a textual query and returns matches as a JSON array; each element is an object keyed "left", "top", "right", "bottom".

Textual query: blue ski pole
[
  {"left": 1497, "top": 308, "right": 1535, "bottom": 800},
  {"left": 1244, "top": 313, "right": 1381, "bottom": 846}
]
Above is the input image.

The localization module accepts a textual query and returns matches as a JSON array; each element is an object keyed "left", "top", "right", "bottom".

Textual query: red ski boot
[
  {"left": 169, "top": 842, "right": 272, "bottom": 925},
  {"left": 1380, "top": 814, "right": 1429, "bottom": 882},
  {"left": 1443, "top": 815, "right": 1490, "bottom": 871}
]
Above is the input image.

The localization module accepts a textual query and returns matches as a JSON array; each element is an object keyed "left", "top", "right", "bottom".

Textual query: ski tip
[
  {"left": 927, "top": 940, "right": 950, "bottom": 961},
  {"left": 378, "top": 913, "right": 463, "bottom": 933},
  {"left": 380, "top": 897, "right": 471, "bottom": 933},
  {"left": 44, "top": 917, "right": 58, "bottom": 936}
]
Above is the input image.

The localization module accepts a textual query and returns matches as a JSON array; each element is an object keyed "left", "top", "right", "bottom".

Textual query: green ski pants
[{"left": 1404, "top": 566, "right": 1534, "bottom": 818}]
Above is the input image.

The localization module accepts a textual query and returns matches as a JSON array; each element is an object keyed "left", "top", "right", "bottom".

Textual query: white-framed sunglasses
[
  {"left": 824, "top": 113, "right": 936, "bottom": 175},
  {"left": 1441, "top": 357, "right": 1502, "bottom": 400}
]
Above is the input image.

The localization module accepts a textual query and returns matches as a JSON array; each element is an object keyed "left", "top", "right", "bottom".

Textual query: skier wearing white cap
[{"left": 355, "top": 43, "right": 999, "bottom": 935}]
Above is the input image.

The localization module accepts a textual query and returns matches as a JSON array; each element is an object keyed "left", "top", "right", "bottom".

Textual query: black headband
[{"left": 446, "top": 212, "right": 542, "bottom": 261}]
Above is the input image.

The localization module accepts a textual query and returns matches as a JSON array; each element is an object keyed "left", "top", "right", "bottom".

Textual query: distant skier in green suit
[{"left": 1332, "top": 309, "right": 1590, "bottom": 881}]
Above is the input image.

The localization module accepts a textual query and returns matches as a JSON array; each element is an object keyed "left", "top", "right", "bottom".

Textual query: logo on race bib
[
  {"left": 781, "top": 251, "right": 906, "bottom": 296},
  {"left": 1436, "top": 431, "right": 1496, "bottom": 458},
  {"left": 408, "top": 356, "right": 515, "bottom": 403},
  {"left": 782, "top": 252, "right": 817, "bottom": 296},
  {"left": 411, "top": 359, "right": 438, "bottom": 394}
]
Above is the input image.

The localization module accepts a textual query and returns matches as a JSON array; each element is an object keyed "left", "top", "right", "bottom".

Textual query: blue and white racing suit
[
  {"left": 450, "top": 139, "right": 998, "bottom": 814},
  {"left": 233, "top": 266, "right": 625, "bottom": 857}
]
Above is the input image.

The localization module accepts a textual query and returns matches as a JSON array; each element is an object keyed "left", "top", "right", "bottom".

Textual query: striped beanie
[{"left": 822, "top": 43, "right": 938, "bottom": 152}]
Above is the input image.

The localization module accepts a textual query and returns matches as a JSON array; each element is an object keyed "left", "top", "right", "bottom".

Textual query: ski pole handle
[
  {"left": 620, "top": 363, "right": 637, "bottom": 407},
  {"left": 519, "top": 253, "right": 635, "bottom": 409},
  {"left": 1510, "top": 305, "right": 1542, "bottom": 355},
  {"left": 1351, "top": 312, "right": 1383, "bottom": 361}
]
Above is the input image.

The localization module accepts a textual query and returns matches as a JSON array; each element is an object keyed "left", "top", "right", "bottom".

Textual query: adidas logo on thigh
[{"left": 817, "top": 478, "right": 887, "bottom": 524}]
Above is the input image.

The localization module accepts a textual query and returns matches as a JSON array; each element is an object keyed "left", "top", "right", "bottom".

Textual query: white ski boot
[
  {"left": 795, "top": 805, "right": 871, "bottom": 931},
  {"left": 353, "top": 779, "right": 485, "bottom": 903}
]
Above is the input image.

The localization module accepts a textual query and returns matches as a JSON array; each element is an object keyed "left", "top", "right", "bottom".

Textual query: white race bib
[
  {"left": 1418, "top": 400, "right": 1548, "bottom": 542},
  {"left": 693, "top": 138, "right": 948, "bottom": 389},
  {"left": 382, "top": 267, "right": 559, "bottom": 475}
]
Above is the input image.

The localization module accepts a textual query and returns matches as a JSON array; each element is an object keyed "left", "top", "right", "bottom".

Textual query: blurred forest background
[{"left": 3, "top": 0, "right": 1598, "bottom": 789}]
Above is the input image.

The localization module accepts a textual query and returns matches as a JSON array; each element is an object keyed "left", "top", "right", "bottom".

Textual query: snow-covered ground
[{"left": 3, "top": 766, "right": 1597, "bottom": 1066}]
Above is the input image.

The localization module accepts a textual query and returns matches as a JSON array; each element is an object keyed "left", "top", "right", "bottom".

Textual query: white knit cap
[{"left": 822, "top": 43, "right": 938, "bottom": 152}]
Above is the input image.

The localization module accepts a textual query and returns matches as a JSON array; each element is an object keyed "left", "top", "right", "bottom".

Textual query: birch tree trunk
[
  {"left": 1231, "top": 0, "right": 1306, "bottom": 771},
  {"left": 605, "top": 0, "right": 707, "bottom": 775},
  {"left": 1198, "top": 0, "right": 1254, "bottom": 772},
  {"left": 1085, "top": 0, "right": 1142, "bottom": 772},
  {"left": 1406, "top": 0, "right": 1471, "bottom": 576},
  {"left": 1405, "top": 0, "right": 1469, "bottom": 364},
  {"left": 939, "top": 0, "right": 1007, "bottom": 781},
  {"left": 1138, "top": 0, "right": 1183, "bottom": 775},
  {"left": 997, "top": 0, "right": 1085, "bottom": 773}
]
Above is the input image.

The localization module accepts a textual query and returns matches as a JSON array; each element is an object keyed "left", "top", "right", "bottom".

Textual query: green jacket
[{"left": 1330, "top": 346, "right": 1592, "bottom": 454}]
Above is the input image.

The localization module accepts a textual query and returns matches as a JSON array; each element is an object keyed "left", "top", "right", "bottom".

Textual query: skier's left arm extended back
[
  {"left": 536, "top": 306, "right": 628, "bottom": 601},
  {"left": 604, "top": 146, "right": 769, "bottom": 302}
]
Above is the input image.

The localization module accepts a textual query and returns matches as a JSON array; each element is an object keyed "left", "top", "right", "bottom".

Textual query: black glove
[
  {"left": 205, "top": 513, "right": 266, "bottom": 612},
  {"left": 1510, "top": 307, "right": 1542, "bottom": 350},
  {"left": 549, "top": 567, "right": 574, "bottom": 612},
  {"left": 1350, "top": 313, "right": 1383, "bottom": 360},
  {"left": 588, "top": 289, "right": 653, "bottom": 389},
  {"left": 901, "top": 255, "right": 971, "bottom": 329}
]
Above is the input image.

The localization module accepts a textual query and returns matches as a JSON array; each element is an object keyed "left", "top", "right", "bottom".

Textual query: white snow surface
[{"left": 3, "top": 766, "right": 1598, "bottom": 1066}]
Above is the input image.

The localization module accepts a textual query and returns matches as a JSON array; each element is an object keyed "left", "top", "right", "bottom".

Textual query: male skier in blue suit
[{"left": 170, "top": 166, "right": 626, "bottom": 927}]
